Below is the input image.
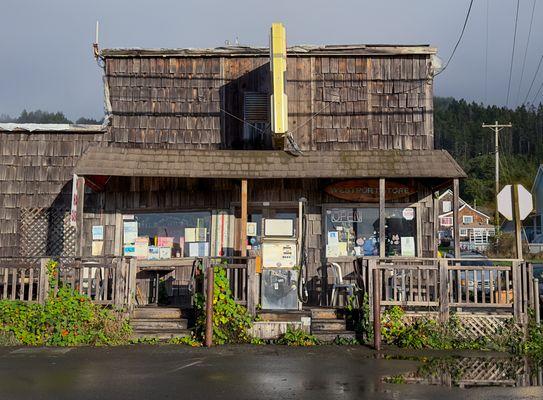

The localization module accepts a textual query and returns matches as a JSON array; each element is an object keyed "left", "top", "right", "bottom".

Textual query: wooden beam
[
  {"left": 76, "top": 177, "right": 85, "bottom": 257},
  {"left": 512, "top": 184, "right": 523, "bottom": 260},
  {"left": 240, "top": 179, "right": 248, "bottom": 256},
  {"left": 379, "top": 178, "right": 385, "bottom": 257},
  {"left": 452, "top": 178, "right": 460, "bottom": 258}
]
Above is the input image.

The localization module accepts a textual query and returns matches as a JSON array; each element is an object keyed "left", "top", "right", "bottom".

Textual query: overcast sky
[{"left": 1, "top": 0, "right": 542, "bottom": 120}]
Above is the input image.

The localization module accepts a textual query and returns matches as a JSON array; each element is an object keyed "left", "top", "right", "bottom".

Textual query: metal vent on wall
[
  {"left": 19, "top": 208, "right": 76, "bottom": 257},
  {"left": 244, "top": 92, "right": 269, "bottom": 122}
]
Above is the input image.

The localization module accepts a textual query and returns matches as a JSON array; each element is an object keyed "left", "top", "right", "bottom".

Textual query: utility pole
[{"left": 482, "top": 121, "right": 512, "bottom": 228}]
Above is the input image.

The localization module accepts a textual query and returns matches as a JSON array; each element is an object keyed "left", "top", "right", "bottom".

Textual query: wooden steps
[
  {"left": 309, "top": 308, "right": 357, "bottom": 343},
  {"left": 131, "top": 307, "right": 190, "bottom": 341}
]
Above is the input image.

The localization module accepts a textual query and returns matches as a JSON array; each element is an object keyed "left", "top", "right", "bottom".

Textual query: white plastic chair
[{"left": 328, "top": 262, "right": 359, "bottom": 307}]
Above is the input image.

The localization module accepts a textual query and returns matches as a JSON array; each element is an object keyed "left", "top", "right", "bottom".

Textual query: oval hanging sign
[{"left": 324, "top": 179, "right": 416, "bottom": 203}]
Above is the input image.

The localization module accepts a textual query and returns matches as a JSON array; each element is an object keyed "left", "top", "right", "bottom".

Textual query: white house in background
[{"left": 437, "top": 189, "right": 495, "bottom": 251}]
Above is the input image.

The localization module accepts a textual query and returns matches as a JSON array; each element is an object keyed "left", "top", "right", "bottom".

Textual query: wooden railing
[
  {"left": 363, "top": 257, "right": 536, "bottom": 323},
  {"left": 0, "top": 257, "right": 43, "bottom": 302}
]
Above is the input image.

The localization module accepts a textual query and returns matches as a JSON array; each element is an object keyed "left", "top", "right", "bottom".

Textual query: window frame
[
  {"left": 322, "top": 202, "right": 422, "bottom": 258},
  {"left": 462, "top": 215, "right": 474, "bottom": 224}
]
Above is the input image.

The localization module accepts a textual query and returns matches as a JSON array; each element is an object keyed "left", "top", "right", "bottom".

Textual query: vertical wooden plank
[
  {"left": 482, "top": 270, "right": 486, "bottom": 304},
  {"left": 11, "top": 269, "right": 17, "bottom": 300},
  {"left": 473, "top": 268, "right": 478, "bottom": 304},
  {"left": 497, "top": 270, "right": 503, "bottom": 303},
  {"left": 76, "top": 177, "right": 86, "bottom": 257},
  {"left": 128, "top": 258, "right": 137, "bottom": 311},
  {"left": 2, "top": 267, "right": 8, "bottom": 299},
  {"left": 457, "top": 269, "right": 462, "bottom": 303},
  {"left": 240, "top": 179, "right": 248, "bottom": 256},
  {"left": 505, "top": 269, "right": 510, "bottom": 304},
  {"left": 247, "top": 258, "right": 257, "bottom": 315},
  {"left": 417, "top": 268, "right": 421, "bottom": 302},
  {"left": 38, "top": 258, "right": 49, "bottom": 304},
  {"left": 18, "top": 269, "right": 25, "bottom": 300},
  {"left": 489, "top": 270, "right": 494, "bottom": 304},
  {"left": 28, "top": 268, "right": 34, "bottom": 301},
  {"left": 439, "top": 259, "right": 449, "bottom": 322},
  {"left": 103, "top": 267, "right": 109, "bottom": 302},
  {"left": 452, "top": 179, "right": 461, "bottom": 258},
  {"left": 114, "top": 211, "right": 123, "bottom": 256},
  {"left": 87, "top": 267, "right": 93, "bottom": 299},
  {"left": 379, "top": 178, "right": 385, "bottom": 257}
]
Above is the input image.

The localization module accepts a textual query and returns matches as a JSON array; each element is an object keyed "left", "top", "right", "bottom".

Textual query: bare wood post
[
  {"left": 128, "top": 258, "right": 137, "bottom": 311},
  {"left": 38, "top": 258, "right": 49, "bottom": 304},
  {"left": 512, "top": 261, "right": 522, "bottom": 323},
  {"left": 246, "top": 258, "right": 257, "bottom": 316},
  {"left": 372, "top": 267, "right": 381, "bottom": 351},
  {"left": 75, "top": 177, "right": 86, "bottom": 257},
  {"left": 452, "top": 179, "right": 461, "bottom": 258},
  {"left": 379, "top": 178, "right": 385, "bottom": 258},
  {"left": 240, "top": 179, "right": 248, "bottom": 256},
  {"left": 534, "top": 278, "right": 540, "bottom": 327},
  {"left": 529, "top": 263, "right": 535, "bottom": 309},
  {"left": 205, "top": 258, "right": 214, "bottom": 348},
  {"left": 439, "top": 258, "right": 450, "bottom": 322},
  {"left": 512, "top": 184, "right": 523, "bottom": 260}
]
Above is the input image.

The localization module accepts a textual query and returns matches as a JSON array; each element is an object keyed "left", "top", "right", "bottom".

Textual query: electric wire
[
  {"left": 505, "top": 0, "right": 520, "bottom": 107},
  {"left": 484, "top": 0, "right": 489, "bottom": 104},
  {"left": 532, "top": 78, "right": 543, "bottom": 105},
  {"left": 516, "top": 0, "right": 537, "bottom": 106},
  {"left": 523, "top": 54, "right": 543, "bottom": 105}
]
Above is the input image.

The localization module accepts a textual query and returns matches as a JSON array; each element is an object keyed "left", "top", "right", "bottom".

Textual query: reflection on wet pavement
[{"left": 383, "top": 356, "right": 543, "bottom": 388}]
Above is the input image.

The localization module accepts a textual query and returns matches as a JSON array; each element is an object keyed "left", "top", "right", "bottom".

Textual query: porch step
[
  {"left": 131, "top": 329, "right": 191, "bottom": 341},
  {"left": 133, "top": 307, "right": 183, "bottom": 320},
  {"left": 310, "top": 308, "right": 340, "bottom": 320},
  {"left": 131, "top": 318, "right": 188, "bottom": 331},
  {"left": 311, "top": 319, "right": 347, "bottom": 332},
  {"left": 313, "top": 330, "right": 357, "bottom": 343},
  {"left": 258, "top": 310, "right": 311, "bottom": 322}
]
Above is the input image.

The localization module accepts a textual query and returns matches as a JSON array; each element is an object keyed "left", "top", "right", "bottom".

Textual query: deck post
[
  {"left": 534, "top": 278, "right": 540, "bottom": 327},
  {"left": 246, "top": 258, "right": 257, "bottom": 316},
  {"left": 438, "top": 258, "right": 449, "bottom": 322},
  {"left": 372, "top": 267, "right": 381, "bottom": 351},
  {"left": 379, "top": 178, "right": 385, "bottom": 258},
  {"left": 452, "top": 178, "right": 460, "bottom": 258},
  {"left": 240, "top": 179, "right": 248, "bottom": 256},
  {"left": 512, "top": 261, "right": 522, "bottom": 323},
  {"left": 128, "top": 258, "right": 137, "bottom": 311},
  {"left": 38, "top": 258, "right": 49, "bottom": 304},
  {"left": 75, "top": 177, "right": 85, "bottom": 257},
  {"left": 205, "top": 258, "right": 214, "bottom": 348}
]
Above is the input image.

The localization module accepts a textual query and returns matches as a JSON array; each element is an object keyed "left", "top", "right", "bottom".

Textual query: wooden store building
[{"left": 0, "top": 27, "right": 473, "bottom": 322}]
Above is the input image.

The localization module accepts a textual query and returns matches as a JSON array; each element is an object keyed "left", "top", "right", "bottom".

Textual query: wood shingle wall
[
  {"left": 104, "top": 53, "right": 433, "bottom": 151},
  {"left": 0, "top": 131, "right": 104, "bottom": 256}
]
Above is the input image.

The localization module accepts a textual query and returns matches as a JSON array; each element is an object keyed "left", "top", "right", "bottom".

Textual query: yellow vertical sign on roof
[{"left": 270, "top": 22, "right": 288, "bottom": 135}]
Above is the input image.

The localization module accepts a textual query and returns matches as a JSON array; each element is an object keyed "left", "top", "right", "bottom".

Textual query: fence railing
[
  {"left": 0, "top": 258, "right": 43, "bottom": 302},
  {"left": 362, "top": 257, "right": 536, "bottom": 323}
]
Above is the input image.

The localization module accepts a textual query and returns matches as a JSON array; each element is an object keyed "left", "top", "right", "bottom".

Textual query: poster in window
[
  {"left": 401, "top": 237, "right": 415, "bottom": 257},
  {"left": 92, "top": 225, "right": 104, "bottom": 241},
  {"left": 123, "top": 245, "right": 136, "bottom": 257},
  {"left": 326, "top": 244, "right": 340, "bottom": 258},
  {"left": 135, "top": 237, "right": 149, "bottom": 259},
  {"left": 185, "top": 228, "right": 197, "bottom": 242},
  {"left": 247, "top": 222, "right": 257, "bottom": 236},
  {"left": 92, "top": 241, "right": 103, "bottom": 256},
  {"left": 123, "top": 221, "right": 138, "bottom": 244},
  {"left": 189, "top": 242, "right": 209, "bottom": 257},
  {"left": 196, "top": 228, "right": 207, "bottom": 242},
  {"left": 402, "top": 208, "right": 415, "bottom": 221},
  {"left": 148, "top": 246, "right": 160, "bottom": 260},
  {"left": 157, "top": 237, "right": 174, "bottom": 247},
  {"left": 327, "top": 231, "right": 339, "bottom": 245},
  {"left": 159, "top": 247, "right": 172, "bottom": 259}
]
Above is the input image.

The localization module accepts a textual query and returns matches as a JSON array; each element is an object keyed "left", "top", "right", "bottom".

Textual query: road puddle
[{"left": 382, "top": 356, "right": 543, "bottom": 388}]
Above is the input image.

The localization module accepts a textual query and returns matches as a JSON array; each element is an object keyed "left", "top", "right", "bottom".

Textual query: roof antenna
[{"left": 93, "top": 20, "right": 100, "bottom": 59}]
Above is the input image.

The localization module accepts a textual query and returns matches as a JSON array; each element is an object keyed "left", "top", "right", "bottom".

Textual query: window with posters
[
  {"left": 324, "top": 205, "right": 419, "bottom": 257},
  {"left": 122, "top": 211, "right": 211, "bottom": 260}
]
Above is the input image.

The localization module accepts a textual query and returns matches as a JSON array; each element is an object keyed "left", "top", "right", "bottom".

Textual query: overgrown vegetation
[
  {"left": 0, "top": 260, "right": 131, "bottom": 346},
  {"left": 194, "top": 265, "right": 254, "bottom": 344},
  {"left": 379, "top": 306, "right": 522, "bottom": 352},
  {"left": 276, "top": 327, "right": 320, "bottom": 346}
]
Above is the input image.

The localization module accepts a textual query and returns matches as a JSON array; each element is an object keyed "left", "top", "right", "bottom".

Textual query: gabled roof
[
  {"left": 439, "top": 203, "right": 491, "bottom": 221},
  {"left": 533, "top": 164, "right": 543, "bottom": 193},
  {"left": 75, "top": 147, "right": 466, "bottom": 179},
  {"left": 437, "top": 188, "right": 466, "bottom": 205}
]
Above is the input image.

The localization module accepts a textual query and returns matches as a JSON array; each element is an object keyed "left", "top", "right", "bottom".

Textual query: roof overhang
[{"left": 75, "top": 147, "right": 466, "bottom": 180}]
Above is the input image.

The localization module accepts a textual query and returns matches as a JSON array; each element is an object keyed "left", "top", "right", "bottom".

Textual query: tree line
[
  {"left": 0, "top": 110, "right": 101, "bottom": 125},
  {"left": 434, "top": 97, "right": 543, "bottom": 208}
]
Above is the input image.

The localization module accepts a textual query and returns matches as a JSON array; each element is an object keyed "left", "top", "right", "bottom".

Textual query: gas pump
[{"left": 260, "top": 218, "right": 300, "bottom": 310}]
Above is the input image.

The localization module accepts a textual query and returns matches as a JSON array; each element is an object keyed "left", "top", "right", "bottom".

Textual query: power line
[
  {"left": 505, "top": 0, "right": 520, "bottom": 107},
  {"left": 484, "top": 0, "right": 489, "bottom": 104},
  {"left": 523, "top": 54, "right": 543, "bottom": 105},
  {"left": 532, "top": 78, "right": 543, "bottom": 105},
  {"left": 516, "top": 0, "right": 537, "bottom": 106}
]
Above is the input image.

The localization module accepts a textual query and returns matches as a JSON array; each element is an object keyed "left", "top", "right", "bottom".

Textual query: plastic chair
[{"left": 328, "top": 262, "right": 359, "bottom": 307}]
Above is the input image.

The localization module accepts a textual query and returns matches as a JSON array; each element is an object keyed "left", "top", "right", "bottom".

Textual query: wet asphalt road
[{"left": 0, "top": 345, "right": 542, "bottom": 400}]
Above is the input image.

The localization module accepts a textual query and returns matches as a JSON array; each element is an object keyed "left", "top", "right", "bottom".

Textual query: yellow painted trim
[{"left": 270, "top": 22, "right": 288, "bottom": 135}]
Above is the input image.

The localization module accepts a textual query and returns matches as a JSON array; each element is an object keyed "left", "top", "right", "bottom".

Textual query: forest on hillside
[{"left": 434, "top": 97, "right": 543, "bottom": 208}]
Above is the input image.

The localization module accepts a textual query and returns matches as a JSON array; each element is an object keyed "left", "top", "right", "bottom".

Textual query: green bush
[
  {"left": 194, "top": 265, "right": 254, "bottom": 344},
  {"left": 0, "top": 260, "right": 131, "bottom": 346},
  {"left": 277, "top": 327, "right": 320, "bottom": 346}
]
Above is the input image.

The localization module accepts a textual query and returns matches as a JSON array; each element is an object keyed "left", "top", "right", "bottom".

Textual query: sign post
[{"left": 497, "top": 184, "right": 533, "bottom": 260}]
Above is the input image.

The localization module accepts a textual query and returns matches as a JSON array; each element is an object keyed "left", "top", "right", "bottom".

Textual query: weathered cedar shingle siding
[
  {"left": 0, "top": 130, "right": 104, "bottom": 256},
  {"left": 103, "top": 47, "right": 434, "bottom": 151}
]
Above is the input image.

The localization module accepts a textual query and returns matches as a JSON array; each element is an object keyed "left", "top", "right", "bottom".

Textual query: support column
[
  {"left": 452, "top": 178, "right": 460, "bottom": 258},
  {"left": 379, "top": 178, "right": 385, "bottom": 258},
  {"left": 76, "top": 177, "right": 85, "bottom": 257},
  {"left": 240, "top": 179, "right": 248, "bottom": 256}
]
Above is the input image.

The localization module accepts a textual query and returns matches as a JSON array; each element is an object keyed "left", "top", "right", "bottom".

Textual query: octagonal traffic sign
[{"left": 497, "top": 184, "right": 533, "bottom": 221}]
